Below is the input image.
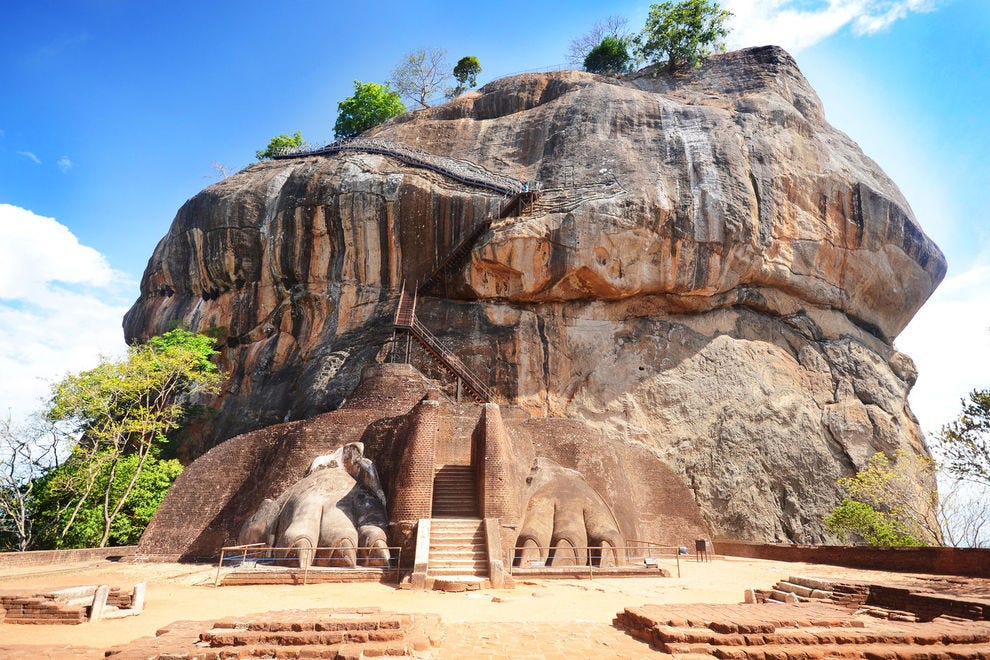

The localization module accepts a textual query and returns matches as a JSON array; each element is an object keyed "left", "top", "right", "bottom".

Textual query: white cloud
[
  {"left": 17, "top": 151, "right": 41, "bottom": 165},
  {"left": 56, "top": 156, "right": 74, "bottom": 173},
  {"left": 0, "top": 204, "right": 131, "bottom": 423},
  {"left": 724, "top": 0, "right": 939, "bottom": 54},
  {"left": 896, "top": 257, "right": 990, "bottom": 439}
]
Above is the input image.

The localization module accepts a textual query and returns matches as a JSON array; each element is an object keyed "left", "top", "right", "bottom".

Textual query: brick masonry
[
  {"left": 716, "top": 539, "right": 990, "bottom": 578},
  {"left": 0, "top": 546, "right": 137, "bottom": 569}
]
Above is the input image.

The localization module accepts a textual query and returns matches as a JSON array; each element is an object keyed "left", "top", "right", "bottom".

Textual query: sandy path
[{"left": 0, "top": 556, "right": 986, "bottom": 656}]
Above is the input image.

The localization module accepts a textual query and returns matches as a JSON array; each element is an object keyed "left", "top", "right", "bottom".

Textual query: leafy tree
[
  {"left": 825, "top": 499, "right": 924, "bottom": 547},
  {"left": 32, "top": 449, "right": 183, "bottom": 548},
  {"left": 937, "top": 389, "right": 990, "bottom": 488},
  {"left": 584, "top": 36, "right": 632, "bottom": 75},
  {"left": 447, "top": 56, "right": 482, "bottom": 99},
  {"left": 566, "top": 15, "right": 633, "bottom": 66},
  {"left": 256, "top": 131, "right": 304, "bottom": 160},
  {"left": 824, "top": 450, "right": 942, "bottom": 546},
  {"left": 453, "top": 55, "right": 482, "bottom": 88},
  {"left": 44, "top": 329, "right": 221, "bottom": 547},
  {"left": 636, "top": 0, "right": 732, "bottom": 73},
  {"left": 389, "top": 47, "right": 451, "bottom": 109},
  {"left": 333, "top": 81, "right": 407, "bottom": 139}
]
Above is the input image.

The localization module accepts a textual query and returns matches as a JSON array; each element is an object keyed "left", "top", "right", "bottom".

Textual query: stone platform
[
  {"left": 614, "top": 602, "right": 990, "bottom": 658},
  {"left": 104, "top": 608, "right": 440, "bottom": 659}
]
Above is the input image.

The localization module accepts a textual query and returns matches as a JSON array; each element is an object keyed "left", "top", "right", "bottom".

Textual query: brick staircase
[
  {"left": 431, "top": 464, "right": 478, "bottom": 517},
  {"left": 428, "top": 464, "right": 488, "bottom": 583},
  {"left": 105, "top": 608, "right": 439, "bottom": 659},
  {"left": 427, "top": 518, "right": 489, "bottom": 585}
]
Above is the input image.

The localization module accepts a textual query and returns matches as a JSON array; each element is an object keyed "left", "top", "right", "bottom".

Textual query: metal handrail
[
  {"left": 409, "top": 318, "right": 494, "bottom": 401},
  {"left": 511, "top": 542, "right": 682, "bottom": 578},
  {"left": 214, "top": 543, "right": 403, "bottom": 586},
  {"left": 271, "top": 137, "right": 525, "bottom": 196}
]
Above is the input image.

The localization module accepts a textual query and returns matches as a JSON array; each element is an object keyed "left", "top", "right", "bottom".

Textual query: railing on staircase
[
  {"left": 393, "top": 284, "right": 496, "bottom": 403},
  {"left": 271, "top": 137, "right": 524, "bottom": 196},
  {"left": 417, "top": 189, "right": 540, "bottom": 295},
  {"left": 272, "top": 136, "right": 541, "bottom": 296}
]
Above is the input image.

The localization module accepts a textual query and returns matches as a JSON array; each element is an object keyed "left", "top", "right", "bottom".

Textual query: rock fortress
[{"left": 6, "top": 46, "right": 990, "bottom": 659}]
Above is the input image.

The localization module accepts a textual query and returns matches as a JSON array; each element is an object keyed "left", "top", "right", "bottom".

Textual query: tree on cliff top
[
  {"left": 566, "top": 15, "right": 633, "bottom": 66},
  {"left": 937, "top": 389, "right": 990, "bottom": 488},
  {"left": 389, "top": 47, "right": 450, "bottom": 109},
  {"left": 446, "top": 56, "right": 482, "bottom": 99},
  {"left": 825, "top": 450, "right": 942, "bottom": 547},
  {"left": 584, "top": 36, "right": 632, "bottom": 75},
  {"left": 636, "top": 0, "right": 732, "bottom": 73},
  {"left": 256, "top": 131, "right": 304, "bottom": 160},
  {"left": 333, "top": 81, "right": 406, "bottom": 139},
  {"left": 38, "top": 329, "right": 221, "bottom": 547}
]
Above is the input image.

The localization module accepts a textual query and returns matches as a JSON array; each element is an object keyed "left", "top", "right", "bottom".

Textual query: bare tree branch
[
  {"left": 389, "top": 47, "right": 451, "bottom": 109},
  {"left": 566, "top": 15, "right": 633, "bottom": 66}
]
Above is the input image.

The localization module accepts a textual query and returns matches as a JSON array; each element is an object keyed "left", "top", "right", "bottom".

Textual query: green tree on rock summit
[
  {"left": 256, "top": 131, "right": 304, "bottom": 160},
  {"left": 333, "top": 81, "right": 406, "bottom": 139},
  {"left": 637, "top": 0, "right": 732, "bottom": 73},
  {"left": 447, "top": 56, "right": 482, "bottom": 98},
  {"left": 584, "top": 36, "right": 632, "bottom": 75}
]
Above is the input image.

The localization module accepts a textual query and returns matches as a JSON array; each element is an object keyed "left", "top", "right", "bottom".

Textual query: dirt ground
[{"left": 1, "top": 555, "right": 988, "bottom": 658}]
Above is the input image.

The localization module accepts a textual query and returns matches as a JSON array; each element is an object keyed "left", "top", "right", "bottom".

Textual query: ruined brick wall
[
  {"left": 0, "top": 546, "right": 137, "bottom": 568},
  {"left": 716, "top": 540, "right": 990, "bottom": 578}
]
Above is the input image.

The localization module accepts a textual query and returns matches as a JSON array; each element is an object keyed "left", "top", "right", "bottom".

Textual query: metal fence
[
  {"left": 214, "top": 542, "right": 403, "bottom": 586},
  {"left": 511, "top": 541, "right": 685, "bottom": 578}
]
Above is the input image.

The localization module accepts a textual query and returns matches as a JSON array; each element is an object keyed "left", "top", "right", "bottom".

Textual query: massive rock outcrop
[{"left": 124, "top": 46, "right": 945, "bottom": 542}]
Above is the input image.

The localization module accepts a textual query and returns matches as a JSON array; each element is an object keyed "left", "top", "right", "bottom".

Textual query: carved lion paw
[
  {"left": 238, "top": 443, "right": 390, "bottom": 568},
  {"left": 514, "top": 458, "right": 625, "bottom": 568}
]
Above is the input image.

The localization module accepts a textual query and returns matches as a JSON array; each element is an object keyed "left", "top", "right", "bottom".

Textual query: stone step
[
  {"left": 429, "top": 548, "right": 487, "bottom": 557},
  {"left": 430, "top": 528, "right": 484, "bottom": 535},
  {"left": 200, "top": 626, "right": 406, "bottom": 647},
  {"left": 700, "top": 642, "right": 990, "bottom": 659},
  {"left": 787, "top": 575, "right": 834, "bottom": 591},
  {"left": 651, "top": 623, "right": 990, "bottom": 650},
  {"left": 774, "top": 581, "right": 815, "bottom": 598},
  {"left": 428, "top": 566, "right": 488, "bottom": 577}
]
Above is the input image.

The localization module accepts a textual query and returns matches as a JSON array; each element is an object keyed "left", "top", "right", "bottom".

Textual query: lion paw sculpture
[{"left": 238, "top": 442, "right": 389, "bottom": 568}]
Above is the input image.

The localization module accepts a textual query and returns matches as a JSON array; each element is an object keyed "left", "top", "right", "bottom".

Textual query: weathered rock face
[{"left": 125, "top": 46, "right": 945, "bottom": 542}]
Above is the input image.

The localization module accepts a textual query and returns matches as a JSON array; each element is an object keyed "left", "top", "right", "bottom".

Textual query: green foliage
[
  {"left": 447, "top": 55, "right": 483, "bottom": 99},
  {"left": 453, "top": 56, "right": 482, "bottom": 87},
  {"left": 32, "top": 449, "right": 183, "bottom": 547},
  {"left": 333, "top": 81, "right": 406, "bottom": 139},
  {"left": 825, "top": 498, "right": 924, "bottom": 547},
  {"left": 636, "top": 0, "right": 732, "bottom": 73},
  {"left": 41, "top": 328, "right": 220, "bottom": 547},
  {"left": 255, "top": 131, "right": 304, "bottom": 160},
  {"left": 938, "top": 389, "right": 990, "bottom": 488},
  {"left": 584, "top": 36, "right": 632, "bottom": 74},
  {"left": 824, "top": 450, "right": 942, "bottom": 547}
]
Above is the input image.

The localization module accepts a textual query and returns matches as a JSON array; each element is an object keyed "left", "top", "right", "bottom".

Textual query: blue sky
[{"left": 1, "top": 0, "right": 988, "bottom": 447}]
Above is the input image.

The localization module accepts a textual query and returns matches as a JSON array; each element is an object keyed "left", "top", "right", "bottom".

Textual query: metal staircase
[{"left": 393, "top": 284, "right": 496, "bottom": 403}]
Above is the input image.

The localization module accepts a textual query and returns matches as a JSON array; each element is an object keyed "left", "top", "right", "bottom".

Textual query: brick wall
[
  {"left": 389, "top": 399, "right": 438, "bottom": 524},
  {"left": 479, "top": 403, "right": 514, "bottom": 523},
  {"left": 0, "top": 546, "right": 137, "bottom": 568},
  {"left": 716, "top": 540, "right": 990, "bottom": 578}
]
